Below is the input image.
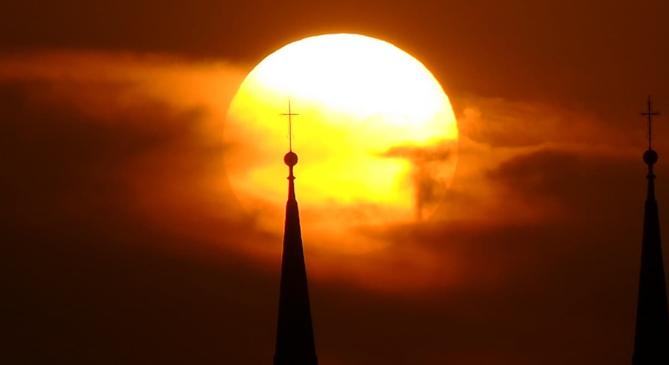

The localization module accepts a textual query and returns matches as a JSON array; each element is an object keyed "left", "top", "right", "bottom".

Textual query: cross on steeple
[
  {"left": 280, "top": 100, "right": 300, "bottom": 152},
  {"left": 274, "top": 98, "right": 318, "bottom": 365},
  {"left": 633, "top": 95, "right": 669, "bottom": 365},
  {"left": 642, "top": 96, "right": 661, "bottom": 150}
]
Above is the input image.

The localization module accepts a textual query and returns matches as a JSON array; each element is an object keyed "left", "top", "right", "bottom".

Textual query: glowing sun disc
[{"left": 225, "top": 33, "right": 458, "bottom": 253}]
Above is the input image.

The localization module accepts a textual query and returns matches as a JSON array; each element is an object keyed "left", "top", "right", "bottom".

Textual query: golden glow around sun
[{"left": 225, "top": 33, "right": 458, "bottom": 253}]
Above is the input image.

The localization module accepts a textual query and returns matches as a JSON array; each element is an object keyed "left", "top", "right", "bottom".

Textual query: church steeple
[
  {"left": 632, "top": 96, "right": 669, "bottom": 365},
  {"left": 273, "top": 102, "right": 318, "bottom": 365}
]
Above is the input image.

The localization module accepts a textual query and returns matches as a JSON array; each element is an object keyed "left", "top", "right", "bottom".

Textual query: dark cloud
[
  {"left": 488, "top": 148, "right": 645, "bottom": 221},
  {"left": 382, "top": 142, "right": 455, "bottom": 217},
  {"left": 383, "top": 143, "right": 453, "bottom": 163}
]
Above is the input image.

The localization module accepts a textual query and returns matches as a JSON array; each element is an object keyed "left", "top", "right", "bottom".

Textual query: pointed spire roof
[
  {"left": 632, "top": 97, "right": 669, "bottom": 365},
  {"left": 274, "top": 103, "right": 318, "bottom": 365}
]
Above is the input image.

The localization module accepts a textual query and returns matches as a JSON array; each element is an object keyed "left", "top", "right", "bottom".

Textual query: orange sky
[{"left": 2, "top": 1, "right": 669, "bottom": 364}]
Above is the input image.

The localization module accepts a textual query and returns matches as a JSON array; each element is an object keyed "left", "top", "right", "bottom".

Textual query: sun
[{"left": 225, "top": 33, "right": 458, "bottom": 253}]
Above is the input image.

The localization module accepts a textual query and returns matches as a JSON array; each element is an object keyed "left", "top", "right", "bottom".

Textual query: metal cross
[
  {"left": 280, "top": 100, "right": 299, "bottom": 152},
  {"left": 642, "top": 96, "right": 661, "bottom": 150}
]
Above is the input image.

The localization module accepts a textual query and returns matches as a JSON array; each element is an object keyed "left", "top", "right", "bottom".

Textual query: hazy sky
[{"left": 2, "top": 1, "right": 669, "bottom": 364}]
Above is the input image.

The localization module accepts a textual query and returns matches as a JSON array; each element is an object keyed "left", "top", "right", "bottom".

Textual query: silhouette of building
[
  {"left": 273, "top": 104, "right": 318, "bottom": 365},
  {"left": 632, "top": 98, "right": 669, "bottom": 365}
]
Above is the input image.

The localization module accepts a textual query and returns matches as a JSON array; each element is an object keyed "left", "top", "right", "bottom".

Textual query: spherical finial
[
  {"left": 284, "top": 151, "right": 298, "bottom": 167},
  {"left": 644, "top": 149, "right": 659, "bottom": 165}
]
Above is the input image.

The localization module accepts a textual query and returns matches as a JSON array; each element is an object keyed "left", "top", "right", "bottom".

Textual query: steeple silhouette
[
  {"left": 274, "top": 102, "right": 318, "bottom": 365},
  {"left": 632, "top": 96, "right": 669, "bottom": 365}
]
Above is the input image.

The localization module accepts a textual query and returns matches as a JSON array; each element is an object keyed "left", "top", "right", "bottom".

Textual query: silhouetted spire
[
  {"left": 274, "top": 102, "right": 318, "bottom": 365},
  {"left": 632, "top": 96, "right": 669, "bottom": 365}
]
